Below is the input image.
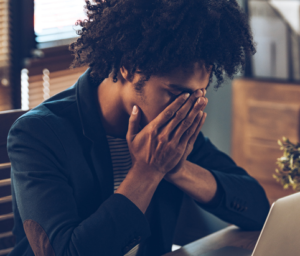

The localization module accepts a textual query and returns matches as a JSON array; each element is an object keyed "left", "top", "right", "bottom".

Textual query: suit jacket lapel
[
  {"left": 90, "top": 140, "right": 114, "bottom": 202},
  {"left": 75, "top": 68, "right": 114, "bottom": 202}
]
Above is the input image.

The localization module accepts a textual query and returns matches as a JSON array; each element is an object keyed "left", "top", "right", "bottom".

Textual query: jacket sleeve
[
  {"left": 187, "top": 132, "right": 270, "bottom": 231},
  {"left": 7, "top": 115, "right": 150, "bottom": 256}
]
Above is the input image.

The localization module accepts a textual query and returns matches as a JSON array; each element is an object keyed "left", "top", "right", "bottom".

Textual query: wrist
[
  {"left": 129, "top": 163, "right": 165, "bottom": 184},
  {"left": 115, "top": 165, "right": 164, "bottom": 213},
  {"left": 165, "top": 160, "right": 188, "bottom": 183}
]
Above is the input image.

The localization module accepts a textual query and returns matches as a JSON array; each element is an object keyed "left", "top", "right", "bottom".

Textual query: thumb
[{"left": 127, "top": 105, "right": 141, "bottom": 142}]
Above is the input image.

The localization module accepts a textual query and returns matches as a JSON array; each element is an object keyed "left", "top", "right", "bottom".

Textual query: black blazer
[{"left": 7, "top": 69, "right": 270, "bottom": 256}]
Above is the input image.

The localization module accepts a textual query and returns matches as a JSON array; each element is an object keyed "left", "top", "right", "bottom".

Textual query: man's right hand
[
  {"left": 116, "top": 89, "right": 206, "bottom": 213},
  {"left": 126, "top": 89, "right": 206, "bottom": 176}
]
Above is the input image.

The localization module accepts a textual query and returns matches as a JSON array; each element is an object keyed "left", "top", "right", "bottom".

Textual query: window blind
[
  {"left": 23, "top": 66, "right": 87, "bottom": 109},
  {"left": 0, "top": 0, "right": 9, "bottom": 69},
  {"left": 0, "top": 0, "right": 11, "bottom": 111},
  {"left": 34, "top": 0, "right": 87, "bottom": 48}
]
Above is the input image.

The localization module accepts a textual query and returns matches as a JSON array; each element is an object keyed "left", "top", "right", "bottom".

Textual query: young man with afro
[{"left": 7, "top": 0, "right": 269, "bottom": 255}]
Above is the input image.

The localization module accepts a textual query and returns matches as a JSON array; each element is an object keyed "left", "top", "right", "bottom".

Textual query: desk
[{"left": 164, "top": 226, "right": 260, "bottom": 256}]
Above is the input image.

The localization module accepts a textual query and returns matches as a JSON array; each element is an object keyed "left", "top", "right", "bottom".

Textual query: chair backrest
[{"left": 0, "top": 110, "right": 28, "bottom": 256}]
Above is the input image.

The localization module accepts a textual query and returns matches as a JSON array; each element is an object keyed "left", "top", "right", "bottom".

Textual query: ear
[{"left": 120, "top": 66, "right": 133, "bottom": 82}]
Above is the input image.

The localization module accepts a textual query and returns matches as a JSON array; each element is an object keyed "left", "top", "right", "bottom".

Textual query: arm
[
  {"left": 8, "top": 115, "right": 150, "bottom": 256},
  {"left": 165, "top": 132, "right": 270, "bottom": 230},
  {"left": 164, "top": 160, "right": 217, "bottom": 204},
  {"left": 115, "top": 165, "right": 164, "bottom": 214}
]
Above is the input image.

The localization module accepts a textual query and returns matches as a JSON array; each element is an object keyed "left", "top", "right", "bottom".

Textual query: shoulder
[{"left": 8, "top": 85, "right": 80, "bottom": 154}]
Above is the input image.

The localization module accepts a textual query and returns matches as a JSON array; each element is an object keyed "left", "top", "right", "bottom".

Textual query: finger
[
  {"left": 162, "top": 89, "right": 204, "bottom": 135},
  {"left": 126, "top": 105, "right": 141, "bottom": 142},
  {"left": 171, "top": 96, "right": 204, "bottom": 142},
  {"left": 178, "top": 111, "right": 204, "bottom": 146},
  {"left": 200, "top": 97, "right": 208, "bottom": 111},
  {"left": 151, "top": 92, "right": 190, "bottom": 129},
  {"left": 181, "top": 113, "right": 207, "bottom": 160},
  {"left": 188, "top": 112, "right": 207, "bottom": 146}
]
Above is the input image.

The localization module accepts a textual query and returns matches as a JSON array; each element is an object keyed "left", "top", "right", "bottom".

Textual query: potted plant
[{"left": 273, "top": 137, "right": 300, "bottom": 191}]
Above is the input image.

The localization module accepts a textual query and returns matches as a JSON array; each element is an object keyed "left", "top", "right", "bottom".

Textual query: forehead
[{"left": 162, "top": 62, "right": 211, "bottom": 91}]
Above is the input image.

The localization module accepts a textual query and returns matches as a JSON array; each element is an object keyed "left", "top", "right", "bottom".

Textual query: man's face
[{"left": 121, "top": 62, "right": 211, "bottom": 128}]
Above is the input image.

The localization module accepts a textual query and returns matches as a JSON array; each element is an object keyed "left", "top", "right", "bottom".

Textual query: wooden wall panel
[
  {"left": 244, "top": 143, "right": 282, "bottom": 181},
  {"left": 247, "top": 101, "right": 300, "bottom": 142},
  {"left": 232, "top": 79, "right": 300, "bottom": 203}
]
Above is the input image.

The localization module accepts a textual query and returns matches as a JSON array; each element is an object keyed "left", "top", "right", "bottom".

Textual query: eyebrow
[{"left": 168, "top": 83, "right": 210, "bottom": 94}]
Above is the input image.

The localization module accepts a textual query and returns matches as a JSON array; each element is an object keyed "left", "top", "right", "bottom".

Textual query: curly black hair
[{"left": 70, "top": 0, "right": 255, "bottom": 88}]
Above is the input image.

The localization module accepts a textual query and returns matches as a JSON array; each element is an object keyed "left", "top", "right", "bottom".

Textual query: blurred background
[
  {"left": 0, "top": 0, "right": 299, "bottom": 154},
  {"left": 0, "top": 0, "right": 88, "bottom": 112},
  {"left": 1, "top": 0, "right": 300, "bottom": 252}
]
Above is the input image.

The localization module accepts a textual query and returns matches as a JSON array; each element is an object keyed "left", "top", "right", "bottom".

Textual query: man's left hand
[{"left": 165, "top": 93, "right": 208, "bottom": 180}]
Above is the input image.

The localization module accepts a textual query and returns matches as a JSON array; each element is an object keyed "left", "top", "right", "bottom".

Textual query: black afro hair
[{"left": 70, "top": 0, "right": 255, "bottom": 88}]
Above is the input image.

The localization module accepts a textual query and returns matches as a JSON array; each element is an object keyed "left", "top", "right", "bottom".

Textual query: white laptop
[{"left": 202, "top": 192, "right": 300, "bottom": 256}]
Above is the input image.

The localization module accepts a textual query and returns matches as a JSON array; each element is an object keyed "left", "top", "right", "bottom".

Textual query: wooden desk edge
[{"left": 163, "top": 226, "right": 260, "bottom": 256}]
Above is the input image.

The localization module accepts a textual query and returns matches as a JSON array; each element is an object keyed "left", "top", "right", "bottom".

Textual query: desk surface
[{"left": 164, "top": 226, "right": 260, "bottom": 256}]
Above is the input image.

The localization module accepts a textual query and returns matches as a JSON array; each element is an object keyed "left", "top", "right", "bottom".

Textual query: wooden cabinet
[{"left": 231, "top": 78, "right": 300, "bottom": 204}]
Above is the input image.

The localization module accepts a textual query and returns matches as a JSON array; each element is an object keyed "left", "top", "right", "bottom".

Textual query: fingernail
[
  {"left": 132, "top": 105, "right": 138, "bottom": 115},
  {"left": 195, "top": 90, "right": 202, "bottom": 97},
  {"left": 183, "top": 93, "right": 190, "bottom": 99},
  {"left": 196, "top": 97, "right": 201, "bottom": 105}
]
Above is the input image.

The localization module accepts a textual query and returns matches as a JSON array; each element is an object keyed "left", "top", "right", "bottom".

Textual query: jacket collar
[
  {"left": 75, "top": 68, "right": 114, "bottom": 201},
  {"left": 75, "top": 68, "right": 106, "bottom": 143}
]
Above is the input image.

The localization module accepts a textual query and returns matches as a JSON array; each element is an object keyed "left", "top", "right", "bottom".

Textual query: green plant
[{"left": 273, "top": 137, "right": 300, "bottom": 191}]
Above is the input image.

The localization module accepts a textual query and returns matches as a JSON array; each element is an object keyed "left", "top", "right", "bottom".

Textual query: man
[{"left": 7, "top": 0, "right": 270, "bottom": 255}]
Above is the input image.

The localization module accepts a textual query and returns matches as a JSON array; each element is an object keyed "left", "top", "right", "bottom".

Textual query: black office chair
[{"left": 0, "top": 110, "right": 27, "bottom": 256}]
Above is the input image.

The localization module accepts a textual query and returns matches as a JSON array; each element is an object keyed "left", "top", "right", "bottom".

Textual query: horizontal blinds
[
  {"left": 0, "top": 0, "right": 11, "bottom": 111},
  {"left": 34, "top": 0, "right": 86, "bottom": 48},
  {"left": 0, "top": 0, "right": 9, "bottom": 68},
  {"left": 27, "top": 66, "right": 87, "bottom": 109}
]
